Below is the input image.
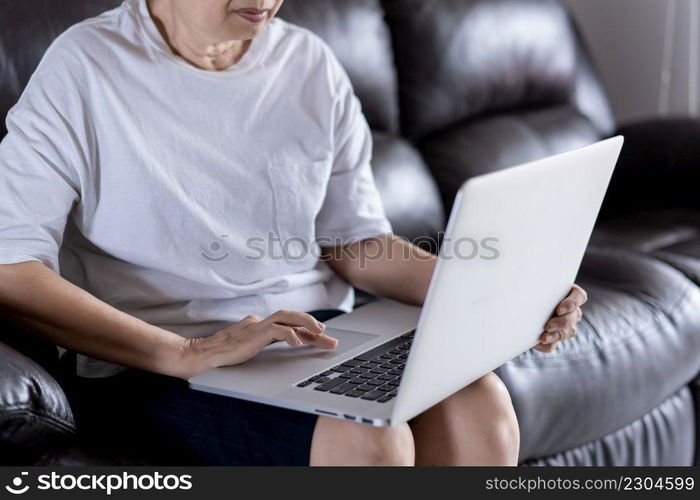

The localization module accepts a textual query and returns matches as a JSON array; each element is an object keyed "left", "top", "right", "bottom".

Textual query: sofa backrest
[{"left": 381, "top": 0, "right": 615, "bottom": 140}]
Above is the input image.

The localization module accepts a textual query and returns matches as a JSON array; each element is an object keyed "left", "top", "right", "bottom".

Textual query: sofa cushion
[
  {"left": 419, "top": 105, "right": 601, "bottom": 208},
  {"left": 497, "top": 247, "right": 700, "bottom": 461},
  {"left": 524, "top": 387, "right": 696, "bottom": 466},
  {"left": 382, "top": 0, "right": 613, "bottom": 139},
  {"left": 278, "top": 0, "right": 400, "bottom": 132},
  {"left": 0, "top": 342, "right": 75, "bottom": 462}
]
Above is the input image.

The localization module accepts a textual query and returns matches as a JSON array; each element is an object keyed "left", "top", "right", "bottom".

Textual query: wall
[{"left": 564, "top": 0, "right": 699, "bottom": 125}]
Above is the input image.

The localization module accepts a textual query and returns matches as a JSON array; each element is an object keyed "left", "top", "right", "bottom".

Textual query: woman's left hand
[{"left": 535, "top": 284, "right": 588, "bottom": 353}]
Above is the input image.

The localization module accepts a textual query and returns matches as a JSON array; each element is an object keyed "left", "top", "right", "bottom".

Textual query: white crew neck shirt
[{"left": 0, "top": 0, "right": 392, "bottom": 377}]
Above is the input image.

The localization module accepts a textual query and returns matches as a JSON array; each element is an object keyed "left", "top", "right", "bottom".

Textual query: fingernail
[{"left": 544, "top": 334, "right": 555, "bottom": 344}]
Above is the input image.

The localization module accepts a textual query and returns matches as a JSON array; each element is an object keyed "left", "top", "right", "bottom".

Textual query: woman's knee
[
  {"left": 311, "top": 417, "right": 414, "bottom": 466},
  {"left": 462, "top": 372, "right": 520, "bottom": 449}
]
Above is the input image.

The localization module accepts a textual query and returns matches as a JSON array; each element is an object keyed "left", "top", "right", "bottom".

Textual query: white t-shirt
[{"left": 0, "top": 0, "right": 392, "bottom": 377}]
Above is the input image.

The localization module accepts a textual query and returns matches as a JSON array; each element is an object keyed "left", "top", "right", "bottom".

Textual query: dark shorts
[{"left": 63, "top": 310, "right": 344, "bottom": 466}]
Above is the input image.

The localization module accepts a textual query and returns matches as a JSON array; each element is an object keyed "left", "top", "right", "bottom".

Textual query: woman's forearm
[
  {"left": 324, "top": 234, "right": 437, "bottom": 306},
  {"left": 0, "top": 261, "right": 191, "bottom": 378}
]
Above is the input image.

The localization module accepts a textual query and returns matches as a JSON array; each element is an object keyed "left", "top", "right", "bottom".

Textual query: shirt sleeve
[
  {"left": 314, "top": 53, "right": 392, "bottom": 245},
  {"left": 0, "top": 41, "right": 87, "bottom": 272}
]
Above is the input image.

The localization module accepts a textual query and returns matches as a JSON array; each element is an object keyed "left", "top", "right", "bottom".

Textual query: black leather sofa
[{"left": 1, "top": 0, "right": 699, "bottom": 466}]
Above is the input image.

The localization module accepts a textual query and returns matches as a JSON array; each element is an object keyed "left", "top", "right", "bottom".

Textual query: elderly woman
[{"left": 0, "top": 0, "right": 586, "bottom": 466}]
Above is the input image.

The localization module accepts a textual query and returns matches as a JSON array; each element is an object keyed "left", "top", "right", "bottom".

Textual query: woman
[{"left": 0, "top": 0, "right": 586, "bottom": 465}]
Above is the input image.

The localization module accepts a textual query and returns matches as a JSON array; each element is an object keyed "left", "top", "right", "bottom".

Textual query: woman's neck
[{"left": 148, "top": 0, "right": 251, "bottom": 71}]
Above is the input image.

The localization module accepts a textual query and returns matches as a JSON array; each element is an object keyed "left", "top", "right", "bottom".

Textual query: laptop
[{"left": 189, "top": 136, "right": 624, "bottom": 426}]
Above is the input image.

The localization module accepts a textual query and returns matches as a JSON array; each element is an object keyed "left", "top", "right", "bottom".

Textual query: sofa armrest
[
  {"left": 0, "top": 341, "right": 75, "bottom": 464},
  {"left": 602, "top": 118, "right": 700, "bottom": 218}
]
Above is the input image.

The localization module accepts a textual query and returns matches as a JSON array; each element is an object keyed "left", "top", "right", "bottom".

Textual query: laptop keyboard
[{"left": 295, "top": 330, "right": 414, "bottom": 403}]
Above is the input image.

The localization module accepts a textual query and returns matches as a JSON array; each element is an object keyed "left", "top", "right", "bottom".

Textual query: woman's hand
[
  {"left": 535, "top": 284, "right": 588, "bottom": 353},
  {"left": 183, "top": 310, "right": 339, "bottom": 378}
]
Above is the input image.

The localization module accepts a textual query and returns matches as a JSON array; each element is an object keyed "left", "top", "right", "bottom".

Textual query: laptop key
[
  {"left": 296, "top": 380, "right": 312, "bottom": 387},
  {"left": 339, "top": 373, "right": 354, "bottom": 379},
  {"left": 345, "top": 390, "right": 364, "bottom": 398},
  {"left": 358, "top": 374, "right": 375, "bottom": 379},
  {"left": 320, "top": 371, "right": 333, "bottom": 377},
  {"left": 347, "top": 378, "right": 364, "bottom": 385},
  {"left": 331, "top": 365, "right": 351, "bottom": 373},
  {"left": 313, "top": 377, "right": 330, "bottom": 384},
  {"left": 367, "top": 379, "right": 384, "bottom": 386},
  {"left": 376, "top": 385, "right": 393, "bottom": 392},
  {"left": 330, "top": 383, "right": 356, "bottom": 395},
  {"left": 377, "top": 395, "right": 395, "bottom": 403},
  {"left": 361, "top": 390, "right": 385, "bottom": 401},
  {"left": 353, "top": 336, "right": 409, "bottom": 361},
  {"left": 340, "top": 359, "right": 364, "bottom": 368},
  {"left": 356, "top": 384, "right": 374, "bottom": 392},
  {"left": 315, "top": 377, "right": 347, "bottom": 392},
  {"left": 378, "top": 374, "right": 395, "bottom": 381}
]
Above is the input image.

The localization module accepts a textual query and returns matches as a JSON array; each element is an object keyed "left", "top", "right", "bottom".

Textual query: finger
[
  {"left": 539, "top": 330, "right": 563, "bottom": 345},
  {"left": 556, "top": 285, "right": 588, "bottom": 315},
  {"left": 546, "top": 308, "right": 582, "bottom": 332},
  {"left": 295, "top": 327, "right": 339, "bottom": 350},
  {"left": 534, "top": 342, "right": 557, "bottom": 353},
  {"left": 267, "top": 324, "right": 303, "bottom": 347},
  {"left": 264, "top": 310, "right": 325, "bottom": 333}
]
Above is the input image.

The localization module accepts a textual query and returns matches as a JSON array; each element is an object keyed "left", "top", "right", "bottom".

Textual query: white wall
[{"left": 564, "top": 0, "right": 700, "bottom": 125}]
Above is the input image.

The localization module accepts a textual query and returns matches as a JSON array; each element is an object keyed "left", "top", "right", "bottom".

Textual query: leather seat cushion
[
  {"left": 524, "top": 387, "right": 696, "bottom": 466},
  {"left": 497, "top": 247, "right": 700, "bottom": 460}
]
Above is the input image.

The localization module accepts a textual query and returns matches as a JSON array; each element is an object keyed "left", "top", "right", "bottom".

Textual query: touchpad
[
  {"left": 308, "top": 328, "right": 379, "bottom": 360},
  {"left": 253, "top": 328, "right": 379, "bottom": 364}
]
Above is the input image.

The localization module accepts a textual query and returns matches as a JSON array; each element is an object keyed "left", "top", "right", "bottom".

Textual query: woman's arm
[
  {"left": 322, "top": 234, "right": 436, "bottom": 306},
  {"left": 322, "top": 234, "right": 588, "bottom": 351},
  {"left": 0, "top": 262, "right": 337, "bottom": 380}
]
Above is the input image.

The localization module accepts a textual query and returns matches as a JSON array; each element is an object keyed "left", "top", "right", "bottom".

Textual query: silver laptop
[{"left": 189, "top": 136, "right": 624, "bottom": 426}]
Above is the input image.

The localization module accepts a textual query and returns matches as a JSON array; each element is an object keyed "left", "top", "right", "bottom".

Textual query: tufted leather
[
  {"left": 381, "top": 0, "right": 614, "bottom": 139},
  {"left": 0, "top": 342, "right": 75, "bottom": 463},
  {"left": 497, "top": 247, "right": 700, "bottom": 461},
  {"left": 525, "top": 387, "right": 696, "bottom": 466},
  {"left": 419, "top": 105, "right": 601, "bottom": 209},
  {"left": 278, "top": 0, "right": 400, "bottom": 132}
]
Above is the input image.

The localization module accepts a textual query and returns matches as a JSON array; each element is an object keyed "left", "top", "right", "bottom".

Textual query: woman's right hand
[{"left": 183, "top": 310, "right": 339, "bottom": 378}]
